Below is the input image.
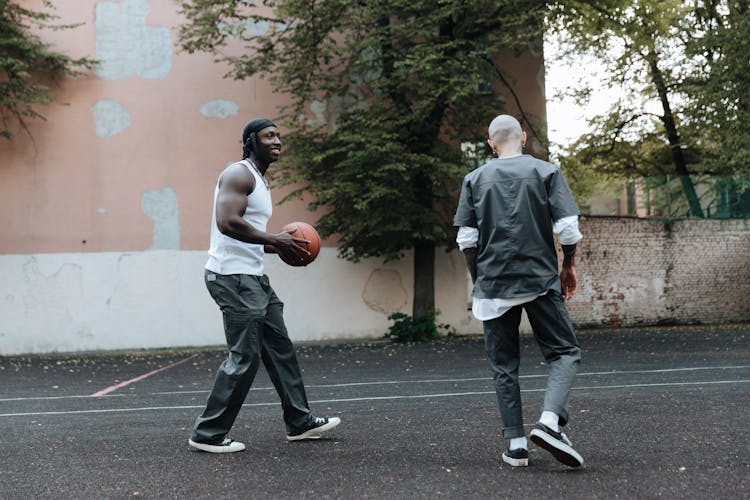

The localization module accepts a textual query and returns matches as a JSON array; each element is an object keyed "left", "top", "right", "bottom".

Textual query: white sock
[
  {"left": 539, "top": 411, "right": 559, "bottom": 432},
  {"left": 509, "top": 436, "right": 527, "bottom": 451}
]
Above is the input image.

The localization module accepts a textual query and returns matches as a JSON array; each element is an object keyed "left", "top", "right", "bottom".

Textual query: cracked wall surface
[{"left": 362, "top": 269, "right": 408, "bottom": 314}]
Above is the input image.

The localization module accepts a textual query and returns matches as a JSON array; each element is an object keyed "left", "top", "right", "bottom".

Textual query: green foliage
[
  {"left": 384, "top": 310, "right": 453, "bottom": 343},
  {"left": 547, "top": 1, "right": 750, "bottom": 215},
  {"left": 178, "top": 0, "right": 551, "bottom": 319},
  {"left": 178, "top": 0, "right": 549, "bottom": 260},
  {"left": 279, "top": 111, "right": 467, "bottom": 261},
  {"left": 0, "top": 1, "right": 95, "bottom": 140},
  {"left": 681, "top": 1, "right": 750, "bottom": 174}
]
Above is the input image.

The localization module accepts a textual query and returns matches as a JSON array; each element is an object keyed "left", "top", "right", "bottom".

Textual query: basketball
[{"left": 279, "top": 221, "right": 321, "bottom": 266}]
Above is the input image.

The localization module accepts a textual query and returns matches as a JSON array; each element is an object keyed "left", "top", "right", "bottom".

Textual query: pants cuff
[{"left": 502, "top": 425, "right": 526, "bottom": 439}]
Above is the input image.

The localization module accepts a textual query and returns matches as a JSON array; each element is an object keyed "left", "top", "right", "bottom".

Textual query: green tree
[
  {"left": 551, "top": 0, "right": 732, "bottom": 217},
  {"left": 682, "top": 0, "right": 750, "bottom": 173},
  {"left": 549, "top": 0, "right": 750, "bottom": 217},
  {"left": 0, "top": 0, "right": 94, "bottom": 140},
  {"left": 178, "top": 0, "right": 548, "bottom": 327}
]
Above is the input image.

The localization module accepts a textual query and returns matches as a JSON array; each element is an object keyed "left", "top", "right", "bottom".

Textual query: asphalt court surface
[{"left": 1, "top": 324, "right": 749, "bottom": 499}]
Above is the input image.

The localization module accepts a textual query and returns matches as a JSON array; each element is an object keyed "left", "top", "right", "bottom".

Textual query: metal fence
[{"left": 585, "top": 175, "right": 750, "bottom": 219}]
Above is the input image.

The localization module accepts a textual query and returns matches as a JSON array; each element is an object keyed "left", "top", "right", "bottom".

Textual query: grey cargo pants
[
  {"left": 191, "top": 271, "right": 313, "bottom": 444},
  {"left": 483, "top": 289, "right": 581, "bottom": 439}
]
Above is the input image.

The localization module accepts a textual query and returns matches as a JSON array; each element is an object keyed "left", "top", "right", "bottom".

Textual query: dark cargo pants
[
  {"left": 191, "top": 271, "right": 313, "bottom": 444},
  {"left": 483, "top": 289, "right": 581, "bottom": 439}
]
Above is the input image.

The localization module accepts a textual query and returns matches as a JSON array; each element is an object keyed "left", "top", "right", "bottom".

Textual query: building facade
[{"left": 0, "top": 0, "right": 548, "bottom": 354}]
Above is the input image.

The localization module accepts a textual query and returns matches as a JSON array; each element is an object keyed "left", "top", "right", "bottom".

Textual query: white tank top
[{"left": 205, "top": 160, "right": 272, "bottom": 276}]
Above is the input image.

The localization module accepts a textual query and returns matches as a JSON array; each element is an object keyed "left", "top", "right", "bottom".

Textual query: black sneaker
[
  {"left": 529, "top": 423, "right": 584, "bottom": 467},
  {"left": 188, "top": 437, "right": 246, "bottom": 453},
  {"left": 501, "top": 448, "right": 529, "bottom": 467},
  {"left": 287, "top": 416, "right": 341, "bottom": 441}
]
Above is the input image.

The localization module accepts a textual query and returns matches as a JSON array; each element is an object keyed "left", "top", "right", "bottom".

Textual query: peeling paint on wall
[
  {"left": 19, "top": 257, "right": 84, "bottom": 351},
  {"left": 200, "top": 100, "right": 239, "bottom": 119},
  {"left": 92, "top": 99, "right": 131, "bottom": 137},
  {"left": 141, "top": 188, "right": 180, "bottom": 250},
  {"left": 218, "top": 19, "right": 269, "bottom": 38},
  {"left": 94, "top": 0, "right": 172, "bottom": 80},
  {"left": 308, "top": 100, "right": 326, "bottom": 126},
  {"left": 362, "top": 269, "right": 408, "bottom": 314}
]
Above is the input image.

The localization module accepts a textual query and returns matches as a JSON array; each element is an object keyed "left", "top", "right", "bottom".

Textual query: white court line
[
  {"left": 0, "top": 394, "right": 127, "bottom": 402},
  {"left": 1, "top": 379, "right": 748, "bottom": 418},
  {"left": 2, "top": 365, "right": 748, "bottom": 402},
  {"left": 154, "top": 365, "right": 750, "bottom": 395}
]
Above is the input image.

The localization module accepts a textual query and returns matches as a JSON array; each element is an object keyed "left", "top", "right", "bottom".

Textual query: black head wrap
[{"left": 241, "top": 118, "right": 277, "bottom": 159}]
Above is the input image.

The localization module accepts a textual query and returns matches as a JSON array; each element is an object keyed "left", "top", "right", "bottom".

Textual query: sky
[
  {"left": 544, "top": 39, "right": 668, "bottom": 161},
  {"left": 543, "top": 37, "right": 613, "bottom": 157}
]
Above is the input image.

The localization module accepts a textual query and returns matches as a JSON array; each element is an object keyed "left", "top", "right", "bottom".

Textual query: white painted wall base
[{"left": 0, "top": 248, "right": 506, "bottom": 355}]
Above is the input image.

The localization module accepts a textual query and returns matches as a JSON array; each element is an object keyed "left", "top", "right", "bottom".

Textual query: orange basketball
[{"left": 279, "top": 221, "right": 321, "bottom": 267}]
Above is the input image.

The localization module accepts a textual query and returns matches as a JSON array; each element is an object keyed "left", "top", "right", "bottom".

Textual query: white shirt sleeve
[
  {"left": 456, "top": 226, "right": 479, "bottom": 251},
  {"left": 553, "top": 215, "right": 583, "bottom": 246}
]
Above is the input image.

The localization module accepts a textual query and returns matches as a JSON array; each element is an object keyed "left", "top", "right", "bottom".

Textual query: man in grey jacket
[{"left": 454, "top": 115, "right": 584, "bottom": 468}]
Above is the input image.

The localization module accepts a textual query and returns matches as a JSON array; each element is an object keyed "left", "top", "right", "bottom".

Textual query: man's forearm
[
  {"left": 561, "top": 243, "right": 576, "bottom": 268},
  {"left": 463, "top": 247, "right": 477, "bottom": 283}
]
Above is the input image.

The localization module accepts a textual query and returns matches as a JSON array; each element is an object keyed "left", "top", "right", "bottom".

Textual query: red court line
[{"left": 91, "top": 354, "right": 197, "bottom": 397}]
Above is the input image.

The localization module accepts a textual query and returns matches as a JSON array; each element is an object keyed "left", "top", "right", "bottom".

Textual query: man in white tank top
[{"left": 188, "top": 119, "right": 341, "bottom": 453}]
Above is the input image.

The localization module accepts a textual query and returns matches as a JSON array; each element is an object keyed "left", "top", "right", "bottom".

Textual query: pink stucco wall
[
  {"left": 0, "top": 1, "right": 547, "bottom": 256},
  {"left": 0, "top": 0, "right": 312, "bottom": 254},
  {"left": 0, "top": 1, "right": 552, "bottom": 354}
]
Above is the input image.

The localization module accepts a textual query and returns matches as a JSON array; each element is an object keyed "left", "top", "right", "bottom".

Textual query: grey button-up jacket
[{"left": 453, "top": 155, "right": 579, "bottom": 299}]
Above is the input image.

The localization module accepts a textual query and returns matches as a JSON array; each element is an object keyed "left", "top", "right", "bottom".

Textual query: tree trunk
[
  {"left": 412, "top": 239, "right": 435, "bottom": 320},
  {"left": 385, "top": 10, "right": 447, "bottom": 323},
  {"left": 646, "top": 50, "right": 705, "bottom": 218},
  {"left": 406, "top": 15, "right": 452, "bottom": 324}
]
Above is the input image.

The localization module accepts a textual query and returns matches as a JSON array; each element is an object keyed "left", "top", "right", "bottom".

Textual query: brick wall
[{"left": 565, "top": 216, "right": 750, "bottom": 328}]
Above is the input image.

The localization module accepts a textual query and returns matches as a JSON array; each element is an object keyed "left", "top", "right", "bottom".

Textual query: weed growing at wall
[{"left": 384, "top": 310, "right": 454, "bottom": 343}]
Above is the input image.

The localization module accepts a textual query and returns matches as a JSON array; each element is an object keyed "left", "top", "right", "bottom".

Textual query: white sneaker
[
  {"left": 287, "top": 416, "right": 341, "bottom": 441},
  {"left": 188, "top": 438, "right": 246, "bottom": 453}
]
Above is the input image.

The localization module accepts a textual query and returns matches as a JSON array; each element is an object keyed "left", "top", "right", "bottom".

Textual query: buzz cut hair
[{"left": 488, "top": 115, "right": 522, "bottom": 144}]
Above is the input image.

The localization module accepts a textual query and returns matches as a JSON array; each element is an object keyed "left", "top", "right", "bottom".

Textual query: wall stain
[
  {"left": 91, "top": 99, "right": 131, "bottom": 137},
  {"left": 200, "top": 100, "right": 238, "bottom": 119},
  {"left": 362, "top": 269, "right": 408, "bottom": 314},
  {"left": 95, "top": 0, "right": 172, "bottom": 80},
  {"left": 141, "top": 188, "right": 180, "bottom": 250}
]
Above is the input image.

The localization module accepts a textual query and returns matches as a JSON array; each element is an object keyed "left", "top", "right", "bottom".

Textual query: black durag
[{"left": 241, "top": 118, "right": 277, "bottom": 159}]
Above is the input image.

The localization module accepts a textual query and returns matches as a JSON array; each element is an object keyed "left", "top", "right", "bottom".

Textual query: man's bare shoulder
[{"left": 218, "top": 162, "right": 254, "bottom": 193}]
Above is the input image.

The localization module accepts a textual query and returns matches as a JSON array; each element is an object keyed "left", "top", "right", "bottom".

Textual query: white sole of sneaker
[
  {"left": 188, "top": 439, "right": 246, "bottom": 453},
  {"left": 529, "top": 429, "right": 583, "bottom": 467},
  {"left": 286, "top": 417, "right": 341, "bottom": 442},
  {"left": 501, "top": 453, "right": 529, "bottom": 467}
]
